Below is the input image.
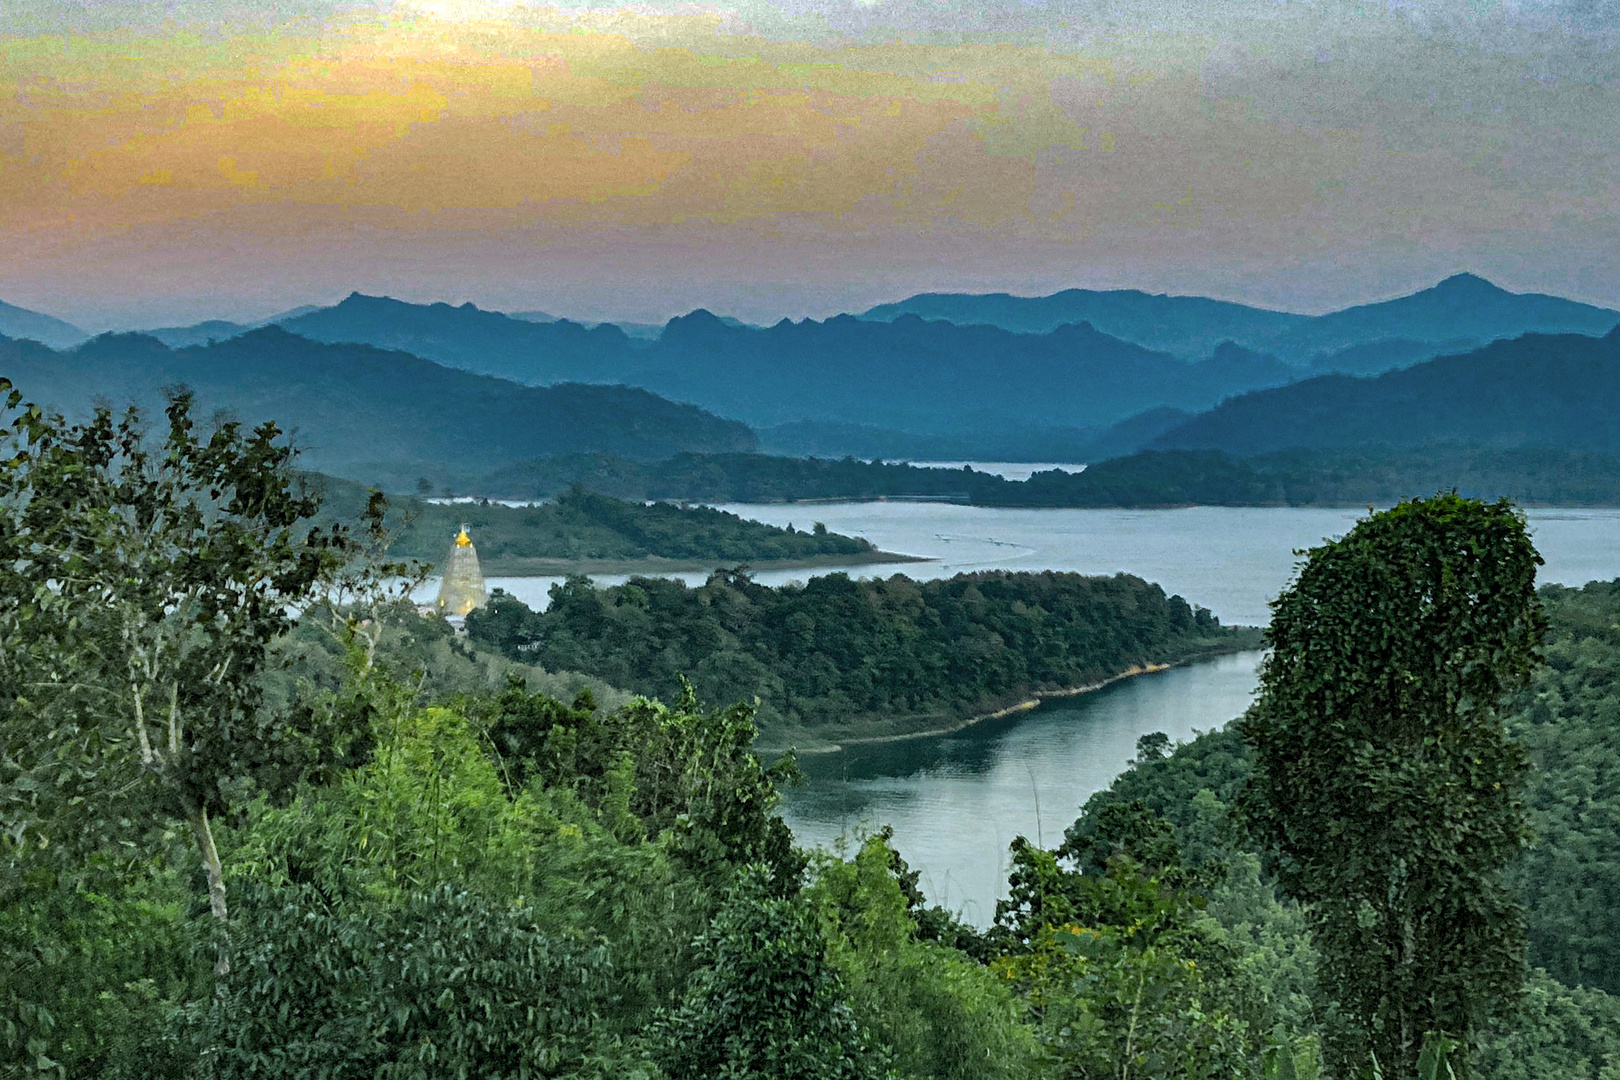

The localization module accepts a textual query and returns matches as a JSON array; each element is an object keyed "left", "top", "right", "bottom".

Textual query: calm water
[
  {"left": 460, "top": 504, "right": 1620, "bottom": 627},
  {"left": 432, "top": 500, "right": 1620, "bottom": 921},
  {"left": 780, "top": 650, "right": 1265, "bottom": 925}
]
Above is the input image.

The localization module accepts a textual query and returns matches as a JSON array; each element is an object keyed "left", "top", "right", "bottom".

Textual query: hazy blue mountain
[
  {"left": 756, "top": 419, "right": 1104, "bottom": 462},
  {"left": 859, "top": 288, "right": 1308, "bottom": 359},
  {"left": 0, "top": 300, "right": 88, "bottom": 349},
  {"left": 1305, "top": 337, "right": 1473, "bottom": 375},
  {"left": 861, "top": 274, "right": 1620, "bottom": 370},
  {"left": 509, "top": 310, "right": 751, "bottom": 342},
  {"left": 145, "top": 319, "right": 254, "bottom": 347},
  {"left": 277, "top": 293, "right": 642, "bottom": 383},
  {"left": 259, "top": 304, "right": 325, "bottom": 323},
  {"left": 1269, "top": 273, "right": 1620, "bottom": 360},
  {"left": 142, "top": 305, "right": 329, "bottom": 347},
  {"left": 0, "top": 326, "right": 755, "bottom": 491},
  {"left": 1150, "top": 327, "right": 1620, "bottom": 455},
  {"left": 629, "top": 310, "right": 1298, "bottom": 434},
  {"left": 1070, "top": 406, "right": 1195, "bottom": 462}
]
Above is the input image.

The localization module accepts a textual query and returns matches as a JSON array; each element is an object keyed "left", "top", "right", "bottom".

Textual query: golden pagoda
[{"left": 436, "top": 524, "right": 487, "bottom": 617}]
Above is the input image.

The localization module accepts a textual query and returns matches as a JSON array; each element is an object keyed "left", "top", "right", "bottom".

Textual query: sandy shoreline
[{"left": 765, "top": 661, "right": 1182, "bottom": 755}]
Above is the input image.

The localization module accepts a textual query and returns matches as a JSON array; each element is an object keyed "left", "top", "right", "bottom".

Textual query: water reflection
[{"left": 781, "top": 651, "right": 1265, "bottom": 925}]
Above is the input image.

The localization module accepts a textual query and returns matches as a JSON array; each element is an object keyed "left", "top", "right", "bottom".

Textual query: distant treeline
[
  {"left": 467, "top": 569, "right": 1258, "bottom": 744},
  {"left": 309, "top": 478, "right": 875, "bottom": 569},
  {"left": 469, "top": 445, "right": 1620, "bottom": 508}
]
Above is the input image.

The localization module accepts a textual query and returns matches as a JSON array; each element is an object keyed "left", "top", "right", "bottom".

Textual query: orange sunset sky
[{"left": 3, "top": 0, "right": 1617, "bottom": 327}]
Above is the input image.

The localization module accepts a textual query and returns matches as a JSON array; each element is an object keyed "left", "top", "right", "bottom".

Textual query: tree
[
  {"left": 651, "top": 864, "right": 888, "bottom": 1080},
  {"left": 1239, "top": 494, "right": 1545, "bottom": 1077},
  {"left": 0, "top": 383, "right": 348, "bottom": 948}
]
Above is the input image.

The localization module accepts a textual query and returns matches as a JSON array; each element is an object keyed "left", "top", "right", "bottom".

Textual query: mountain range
[
  {"left": 0, "top": 327, "right": 754, "bottom": 491},
  {"left": 5, "top": 272, "right": 1620, "bottom": 476},
  {"left": 860, "top": 273, "right": 1620, "bottom": 366},
  {"left": 624, "top": 310, "right": 1298, "bottom": 434},
  {"left": 1150, "top": 327, "right": 1620, "bottom": 455}
]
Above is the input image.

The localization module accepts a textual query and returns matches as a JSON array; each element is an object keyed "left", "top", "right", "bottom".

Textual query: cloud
[{"left": 2, "top": 0, "right": 1617, "bottom": 322}]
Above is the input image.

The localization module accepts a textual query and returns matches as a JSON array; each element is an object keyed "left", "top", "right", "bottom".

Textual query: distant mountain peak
[{"left": 1433, "top": 272, "right": 1506, "bottom": 294}]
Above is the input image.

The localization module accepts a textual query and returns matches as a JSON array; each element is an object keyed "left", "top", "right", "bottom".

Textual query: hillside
[
  {"left": 1151, "top": 327, "right": 1620, "bottom": 455},
  {"left": 1270, "top": 273, "right": 1620, "bottom": 360},
  {"left": 466, "top": 444, "right": 1620, "bottom": 508},
  {"left": 468, "top": 569, "right": 1256, "bottom": 744},
  {"left": 279, "top": 293, "right": 643, "bottom": 383},
  {"left": 0, "top": 327, "right": 756, "bottom": 489},
  {"left": 0, "top": 299, "right": 88, "bottom": 349},
  {"left": 627, "top": 309, "right": 1297, "bottom": 433}
]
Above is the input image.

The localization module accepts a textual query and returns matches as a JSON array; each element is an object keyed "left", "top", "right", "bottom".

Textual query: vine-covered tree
[{"left": 1239, "top": 494, "right": 1546, "bottom": 1077}]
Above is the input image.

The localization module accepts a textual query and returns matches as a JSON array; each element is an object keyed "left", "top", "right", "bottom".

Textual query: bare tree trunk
[{"left": 189, "top": 805, "right": 231, "bottom": 979}]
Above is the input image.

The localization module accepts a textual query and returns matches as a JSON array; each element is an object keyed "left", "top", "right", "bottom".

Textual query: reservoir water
[
  {"left": 443, "top": 501, "right": 1620, "bottom": 921},
  {"left": 780, "top": 650, "right": 1266, "bottom": 926},
  {"left": 471, "top": 504, "right": 1620, "bottom": 627}
]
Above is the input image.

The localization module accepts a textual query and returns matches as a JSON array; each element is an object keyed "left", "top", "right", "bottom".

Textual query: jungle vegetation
[
  {"left": 4, "top": 381, "right": 1618, "bottom": 1080},
  {"left": 465, "top": 570, "right": 1252, "bottom": 746}
]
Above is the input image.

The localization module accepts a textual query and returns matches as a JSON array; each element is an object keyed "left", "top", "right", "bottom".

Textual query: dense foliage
[
  {"left": 1241, "top": 496, "right": 1544, "bottom": 1076},
  {"left": 10, "top": 389, "right": 1620, "bottom": 1080},
  {"left": 1072, "top": 579, "right": 1620, "bottom": 1079},
  {"left": 467, "top": 569, "right": 1250, "bottom": 744}
]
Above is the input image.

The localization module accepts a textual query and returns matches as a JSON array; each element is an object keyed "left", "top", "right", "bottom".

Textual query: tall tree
[
  {"left": 0, "top": 382, "right": 347, "bottom": 951},
  {"left": 1239, "top": 494, "right": 1545, "bottom": 1077}
]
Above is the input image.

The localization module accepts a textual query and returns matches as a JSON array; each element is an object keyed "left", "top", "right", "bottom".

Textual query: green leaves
[
  {"left": 1240, "top": 494, "right": 1544, "bottom": 1077},
  {"left": 192, "top": 882, "right": 613, "bottom": 1080},
  {"left": 651, "top": 864, "right": 888, "bottom": 1080}
]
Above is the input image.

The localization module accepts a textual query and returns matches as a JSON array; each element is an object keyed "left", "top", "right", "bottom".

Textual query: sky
[{"left": 2, "top": 0, "right": 1617, "bottom": 329}]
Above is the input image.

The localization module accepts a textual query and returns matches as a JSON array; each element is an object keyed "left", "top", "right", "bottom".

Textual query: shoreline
[
  {"left": 762, "top": 656, "right": 1240, "bottom": 755},
  {"left": 440, "top": 549, "right": 930, "bottom": 577}
]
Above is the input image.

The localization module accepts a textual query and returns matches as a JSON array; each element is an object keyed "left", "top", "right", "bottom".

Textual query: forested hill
[
  {"left": 0, "top": 327, "right": 755, "bottom": 488},
  {"left": 468, "top": 570, "right": 1257, "bottom": 746},
  {"left": 462, "top": 445, "right": 1620, "bottom": 509},
  {"left": 309, "top": 477, "right": 879, "bottom": 573},
  {"left": 1151, "top": 327, "right": 1620, "bottom": 455}
]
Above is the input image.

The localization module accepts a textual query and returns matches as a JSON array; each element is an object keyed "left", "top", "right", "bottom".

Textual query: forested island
[
  {"left": 309, "top": 475, "right": 896, "bottom": 574},
  {"left": 467, "top": 570, "right": 1255, "bottom": 747},
  {"left": 468, "top": 444, "right": 1620, "bottom": 509}
]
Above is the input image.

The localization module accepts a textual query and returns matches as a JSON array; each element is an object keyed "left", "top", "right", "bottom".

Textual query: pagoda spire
[{"left": 437, "top": 522, "right": 487, "bottom": 617}]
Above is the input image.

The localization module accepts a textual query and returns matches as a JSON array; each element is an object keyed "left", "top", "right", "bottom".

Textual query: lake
[
  {"left": 442, "top": 500, "right": 1620, "bottom": 922},
  {"left": 466, "top": 503, "right": 1620, "bottom": 627},
  {"left": 780, "top": 650, "right": 1266, "bottom": 925}
]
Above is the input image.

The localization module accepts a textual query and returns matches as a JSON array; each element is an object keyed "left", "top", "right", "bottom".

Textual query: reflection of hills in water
[{"left": 781, "top": 651, "right": 1267, "bottom": 923}]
